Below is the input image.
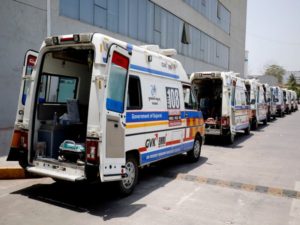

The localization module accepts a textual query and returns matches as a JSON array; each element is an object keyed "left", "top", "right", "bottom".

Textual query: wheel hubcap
[{"left": 122, "top": 161, "right": 135, "bottom": 189}]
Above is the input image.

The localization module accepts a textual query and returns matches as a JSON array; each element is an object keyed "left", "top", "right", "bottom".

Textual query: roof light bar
[{"left": 44, "top": 33, "right": 92, "bottom": 46}]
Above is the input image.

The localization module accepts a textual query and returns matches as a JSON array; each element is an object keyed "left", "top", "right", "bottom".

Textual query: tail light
[
  {"left": 221, "top": 117, "right": 229, "bottom": 127},
  {"left": 11, "top": 130, "right": 28, "bottom": 149},
  {"left": 86, "top": 139, "right": 99, "bottom": 164}
]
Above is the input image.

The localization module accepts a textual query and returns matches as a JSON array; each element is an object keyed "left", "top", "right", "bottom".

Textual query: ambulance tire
[
  {"left": 244, "top": 124, "right": 250, "bottom": 135},
  {"left": 267, "top": 113, "right": 271, "bottom": 122},
  {"left": 263, "top": 119, "right": 267, "bottom": 125},
  {"left": 18, "top": 159, "right": 27, "bottom": 169},
  {"left": 280, "top": 111, "right": 284, "bottom": 118},
  {"left": 251, "top": 119, "right": 258, "bottom": 130},
  {"left": 18, "top": 151, "right": 28, "bottom": 169},
  {"left": 187, "top": 136, "right": 202, "bottom": 162},
  {"left": 118, "top": 155, "right": 138, "bottom": 196},
  {"left": 225, "top": 132, "right": 235, "bottom": 145}
]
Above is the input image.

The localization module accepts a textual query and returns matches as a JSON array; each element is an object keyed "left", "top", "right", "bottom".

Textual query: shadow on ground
[
  {"left": 204, "top": 132, "right": 254, "bottom": 149},
  {"left": 11, "top": 154, "right": 208, "bottom": 220}
]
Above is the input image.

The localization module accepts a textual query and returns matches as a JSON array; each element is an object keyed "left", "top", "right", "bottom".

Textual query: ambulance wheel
[
  {"left": 267, "top": 113, "right": 271, "bottom": 122},
  {"left": 251, "top": 119, "right": 258, "bottom": 130},
  {"left": 263, "top": 119, "right": 267, "bottom": 125},
  {"left": 280, "top": 111, "right": 284, "bottom": 117},
  {"left": 18, "top": 152, "right": 28, "bottom": 169},
  {"left": 187, "top": 136, "right": 202, "bottom": 162},
  {"left": 244, "top": 124, "right": 250, "bottom": 135},
  {"left": 225, "top": 132, "right": 235, "bottom": 145},
  {"left": 118, "top": 155, "right": 138, "bottom": 196},
  {"left": 18, "top": 159, "right": 27, "bottom": 169}
]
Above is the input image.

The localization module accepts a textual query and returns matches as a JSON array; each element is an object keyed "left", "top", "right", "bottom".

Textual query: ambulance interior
[
  {"left": 32, "top": 48, "right": 94, "bottom": 163},
  {"left": 193, "top": 78, "right": 223, "bottom": 122}
]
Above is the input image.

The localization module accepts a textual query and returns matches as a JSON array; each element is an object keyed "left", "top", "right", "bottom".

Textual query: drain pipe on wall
[{"left": 47, "top": 0, "right": 51, "bottom": 36}]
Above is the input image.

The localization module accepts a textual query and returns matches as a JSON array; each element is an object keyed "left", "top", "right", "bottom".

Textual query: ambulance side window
[
  {"left": 127, "top": 75, "right": 142, "bottom": 110},
  {"left": 183, "top": 85, "right": 197, "bottom": 110},
  {"left": 231, "top": 85, "right": 236, "bottom": 106}
]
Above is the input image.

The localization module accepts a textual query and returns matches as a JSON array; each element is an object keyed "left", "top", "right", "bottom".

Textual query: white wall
[{"left": 0, "top": 0, "right": 47, "bottom": 128}]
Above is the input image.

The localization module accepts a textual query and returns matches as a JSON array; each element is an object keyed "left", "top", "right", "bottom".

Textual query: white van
[
  {"left": 291, "top": 90, "right": 298, "bottom": 111},
  {"left": 190, "top": 71, "right": 250, "bottom": 144},
  {"left": 282, "top": 88, "right": 291, "bottom": 114},
  {"left": 245, "top": 79, "right": 267, "bottom": 129},
  {"left": 264, "top": 84, "right": 276, "bottom": 121},
  {"left": 8, "top": 33, "right": 205, "bottom": 195},
  {"left": 271, "top": 86, "right": 284, "bottom": 117}
]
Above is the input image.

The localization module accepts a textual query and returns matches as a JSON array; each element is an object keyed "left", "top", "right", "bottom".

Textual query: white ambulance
[
  {"left": 245, "top": 79, "right": 268, "bottom": 129},
  {"left": 271, "top": 86, "right": 284, "bottom": 117},
  {"left": 291, "top": 90, "right": 298, "bottom": 111},
  {"left": 282, "top": 88, "right": 291, "bottom": 114},
  {"left": 190, "top": 71, "right": 250, "bottom": 144},
  {"left": 8, "top": 33, "right": 205, "bottom": 195},
  {"left": 263, "top": 84, "right": 276, "bottom": 121}
]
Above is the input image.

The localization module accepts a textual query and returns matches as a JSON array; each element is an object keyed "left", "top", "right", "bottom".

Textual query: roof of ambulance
[{"left": 92, "top": 33, "right": 190, "bottom": 83}]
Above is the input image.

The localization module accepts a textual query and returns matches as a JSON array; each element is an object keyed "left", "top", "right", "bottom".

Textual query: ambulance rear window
[{"left": 38, "top": 73, "right": 78, "bottom": 103}]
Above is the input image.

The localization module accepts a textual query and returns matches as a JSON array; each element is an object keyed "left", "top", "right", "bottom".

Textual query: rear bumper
[
  {"left": 27, "top": 159, "right": 86, "bottom": 182},
  {"left": 205, "top": 128, "right": 221, "bottom": 135},
  {"left": 205, "top": 126, "right": 230, "bottom": 136}
]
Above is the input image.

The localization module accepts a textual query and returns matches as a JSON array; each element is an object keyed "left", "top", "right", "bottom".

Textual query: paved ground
[{"left": 0, "top": 110, "right": 300, "bottom": 224}]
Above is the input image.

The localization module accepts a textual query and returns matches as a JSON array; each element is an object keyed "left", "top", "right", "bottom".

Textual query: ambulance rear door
[
  {"left": 16, "top": 50, "right": 38, "bottom": 124},
  {"left": 7, "top": 50, "right": 38, "bottom": 161},
  {"left": 100, "top": 45, "right": 131, "bottom": 181}
]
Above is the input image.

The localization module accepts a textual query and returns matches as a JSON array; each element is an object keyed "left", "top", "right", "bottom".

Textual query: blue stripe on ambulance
[
  {"left": 234, "top": 105, "right": 250, "bottom": 110},
  {"left": 126, "top": 111, "right": 203, "bottom": 123},
  {"left": 181, "top": 111, "right": 203, "bottom": 119},
  {"left": 126, "top": 111, "right": 169, "bottom": 123},
  {"left": 140, "top": 141, "right": 194, "bottom": 165},
  {"left": 130, "top": 64, "right": 180, "bottom": 80}
]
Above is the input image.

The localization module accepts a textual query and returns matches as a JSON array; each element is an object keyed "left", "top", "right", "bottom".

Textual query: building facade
[{"left": 0, "top": 0, "right": 247, "bottom": 128}]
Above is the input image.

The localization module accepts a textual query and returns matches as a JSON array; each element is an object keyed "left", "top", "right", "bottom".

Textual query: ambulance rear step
[{"left": 27, "top": 159, "right": 86, "bottom": 182}]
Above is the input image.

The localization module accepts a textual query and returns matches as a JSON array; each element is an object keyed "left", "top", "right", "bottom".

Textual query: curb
[{"left": 0, "top": 167, "right": 27, "bottom": 179}]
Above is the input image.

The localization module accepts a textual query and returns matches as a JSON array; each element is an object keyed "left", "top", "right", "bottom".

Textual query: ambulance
[
  {"left": 282, "top": 89, "right": 291, "bottom": 114},
  {"left": 271, "top": 86, "right": 284, "bottom": 117},
  {"left": 245, "top": 79, "right": 268, "bottom": 129},
  {"left": 264, "top": 84, "right": 276, "bottom": 121},
  {"left": 190, "top": 71, "right": 250, "bottom": 144},
  {"left": 291, "top": 90, "right": 298, "bottom": 111},
  {"left": 7, "top": 33, "right": 205, "bottom": 195}
]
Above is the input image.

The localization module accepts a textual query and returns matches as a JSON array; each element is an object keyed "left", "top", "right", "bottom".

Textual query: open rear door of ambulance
[
  {"left": 229, "top": 77, "right": 236, "bottom": 144},
  {"left": 7, "top": 50, "right": 38, "bottom": 161},
  {"left": 100, "top": 45, "right": 130, "bottom": 182}
]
